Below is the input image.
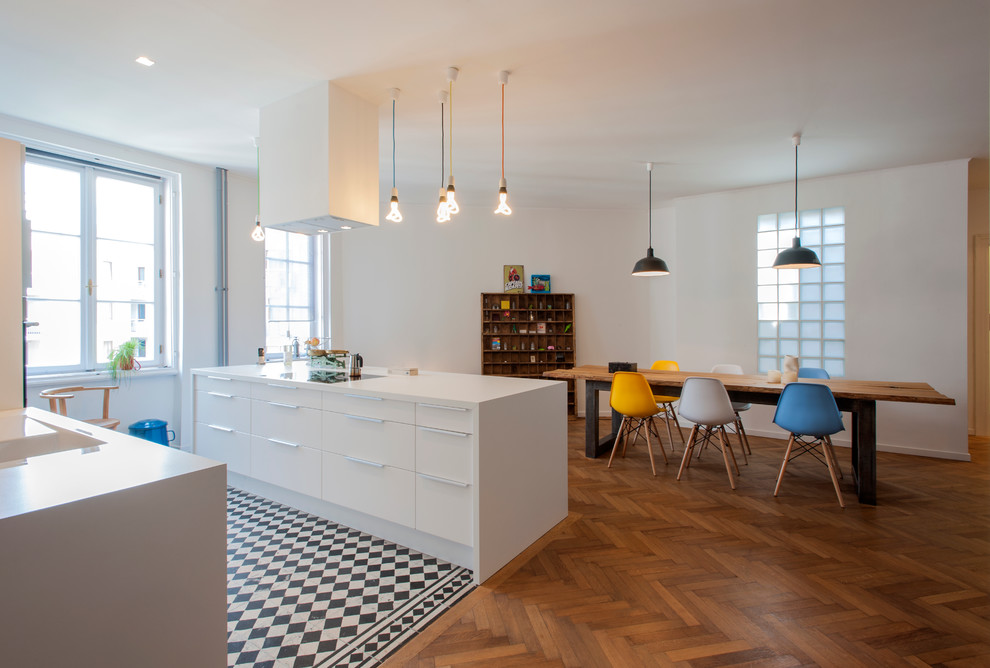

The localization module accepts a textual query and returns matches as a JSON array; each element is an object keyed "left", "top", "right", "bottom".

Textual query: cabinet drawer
[
  {"left": 322, "top": 452, "right": 414, "bottom": 528},
  {"left": 415, "top": 473, "right": 473, "bottom": 546},
  {"left": 194, "top": 422, "right": 250, "bottom": 475},
  {"left": 416, "top": 426, "right": 473, "bottom": 484},
  {"left": 323, "top": 392, "right": 415, "bottom": 424},
  {"left": 416, "top": 402, "right": 474, "bottom": 434},
  {"left": 250, "top": 435, "right": 321, "bottom": 498},
  {"left": 322, "top": 411, "right": 414, "bottom": 469},
  {"left": 194, "top": 391, "right": 250, "bottom": 432},
  {"left": 195, "top": 374, "right": 253, "bottom": 397},
  {"left": 252, "top": 382, "right": 322, "bottom": 409},
  {"left": 251, "top": 400, "right": 322, "bottom": 448}
]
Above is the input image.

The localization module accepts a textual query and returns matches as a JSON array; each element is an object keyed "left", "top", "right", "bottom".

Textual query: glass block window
[{"left": 757, "top": 207, "right": 845, "bottom": 377}]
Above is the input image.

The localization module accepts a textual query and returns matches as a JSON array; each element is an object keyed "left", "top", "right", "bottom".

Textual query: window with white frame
[
  {"left": 757, "top": 207, "right": 846, "bottom": 377},
  {"left": 23, "top": 151, "right": 167, "bottom": 375},
  {"left": 264, "top": 229, "right": 321, "bottom": 356}
]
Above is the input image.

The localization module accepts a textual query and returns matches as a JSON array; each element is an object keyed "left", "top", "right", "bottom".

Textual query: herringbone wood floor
[{"left": 385, "top": 421, "right": 990, "bottom": 667}]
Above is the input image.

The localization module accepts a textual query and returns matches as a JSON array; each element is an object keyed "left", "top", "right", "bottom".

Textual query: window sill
[{"left": 26, "top": 367, "right": 178, "bottom": 388}]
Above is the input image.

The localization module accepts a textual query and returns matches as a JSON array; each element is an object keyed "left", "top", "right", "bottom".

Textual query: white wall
[
  {"left": 0, "top": 137, "right": 24, "bottom": 410},
  {"left": 0, "top": 114, "right": 265, "bottom": 446},
  {"left": 331, "top": 203, "right": 655, "bottom": 414},
  {"left": 667, "top": 160, "right": 970, "bottom": 459}
]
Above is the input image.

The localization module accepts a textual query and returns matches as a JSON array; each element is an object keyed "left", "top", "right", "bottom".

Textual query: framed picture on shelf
[
  {"left": 530, "top": 274, "right": 551, "bottom": 293},
  {"left": 503, "top": 265, "right": 524, "bottom": 293}
]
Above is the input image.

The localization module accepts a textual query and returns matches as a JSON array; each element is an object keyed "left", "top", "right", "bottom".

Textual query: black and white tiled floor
[{"left": 226, "top": 487, "right": 475, "bottom": 668}]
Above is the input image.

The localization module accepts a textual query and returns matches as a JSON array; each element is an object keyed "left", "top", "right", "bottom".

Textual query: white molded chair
[
  {"left": 676, "top": 377, "right": 741, "bottom": 489},
  {"left": 710, "top": 363, "right": 752, "bottom": 459}
]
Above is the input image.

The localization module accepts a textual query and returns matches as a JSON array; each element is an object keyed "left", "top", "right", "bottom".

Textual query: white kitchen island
[{"left": 192, "top": 363, "right": 568, "bottom": 584}]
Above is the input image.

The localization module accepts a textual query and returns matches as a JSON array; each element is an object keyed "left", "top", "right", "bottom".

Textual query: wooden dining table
[{"left": 543, "top": 365, "right": 955, "bottom": 505}]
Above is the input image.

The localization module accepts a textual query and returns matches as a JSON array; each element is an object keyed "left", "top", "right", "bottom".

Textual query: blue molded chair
[
  {"left": 772, "top": 382, "right": 845, "bottom": 507},
  {"left": 797, "top": 367, "right": 830, "bottom": 380}
]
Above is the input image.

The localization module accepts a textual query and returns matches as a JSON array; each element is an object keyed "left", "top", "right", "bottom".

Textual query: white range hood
[{"left": 259, "top": 82, "right": 379, "bottom": 234}]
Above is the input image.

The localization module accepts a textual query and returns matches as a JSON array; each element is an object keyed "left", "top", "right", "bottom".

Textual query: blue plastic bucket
[{"left": 128, "top": 419, "right": 175, "bottom": 446}]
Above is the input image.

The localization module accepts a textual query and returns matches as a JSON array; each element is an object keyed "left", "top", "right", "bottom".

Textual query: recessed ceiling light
[
  {"left": 340, "top": 225, "right": 352, "bottom": 230},
  {"left": 135, "top": 56, "right": 155, "bottom": 67},
  {"left": 317, "top": 229, "right": 328, "bottom": 233}
]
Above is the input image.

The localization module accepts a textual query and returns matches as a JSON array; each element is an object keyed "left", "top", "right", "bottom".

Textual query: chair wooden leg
[
  {"left": 660, "top": 409, "right": 675, "bottom": 453},
  {"left": 650, "top": 417, "right": 668, "bottom": 464},
  {"left": 668, "top": 404, "right": 685, "bottom": 445},
  {"left": 737, "top": 415, "right": 752, "bottom": 455},
  {"left": 608, "top": 417, "right": 628, "bottom": 468},
  {"left": 644, "top": 423, "right": 658, "bottom": 477},
  {"left": 733, "top": 415, "right": 749, "bottom": 466},
  {"left": 717, "top": 427, "right": 738, "bottom": 489},
  {"left": 677, "top": 425, "right": 699, "bottom": 480},
  {"left": 820, "top": 439, "right": 845, "bottom": 507},
  {"left": 824, "top": 435, "right": 843, "bottom": 479},
  {"left": 774, "top": 434, "right": 797, "bottom": 497}
]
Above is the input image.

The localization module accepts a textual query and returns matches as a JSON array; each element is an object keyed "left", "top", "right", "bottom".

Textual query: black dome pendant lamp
[
  {"left": 772, "top": 134, "right": 821, "bottom": 269},
  {"left": 632, "top": 162, "right": 670, "bottom": 277}
]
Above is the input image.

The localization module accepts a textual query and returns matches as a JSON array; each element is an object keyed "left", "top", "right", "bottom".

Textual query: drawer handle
[
  {"left": 267, "top": 437, "right": 300, "bottom": 448},
  {"left": 267, "top": 401, "right": 299, "bottom": 409},
  {"left": 207, "top": 391, "right": 234, "bottom": 398},
  {"left": 419, "top": 426, "right": 469, "bottom": 437},
  {"left": 267, "top": 383, "right": 296, "bottom": 389},
  {"left": 346, "top": 415, "right": 384, "bottom": 424},
  {"left": 207, "top": 424, "right": 234, "bottom": 433},
  {"left": 206, "top": 375, "right": 232, "bottom": 381},
  {"left": 344, "top": 456, "right": 385, "bottom": 469},
  {"left": 345, "top": 394, "right": 383, "bottom": 401},
  {"left": 418, "top": 473, "right": 469, "bottom": 488},
  {"left": 419, "top": 403, "right": 468, "bottom": 412}
]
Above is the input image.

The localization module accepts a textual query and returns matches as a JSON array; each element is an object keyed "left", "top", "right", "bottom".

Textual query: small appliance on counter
[{"left": 349, "top": 353, "right": 363, "bottom": 378}]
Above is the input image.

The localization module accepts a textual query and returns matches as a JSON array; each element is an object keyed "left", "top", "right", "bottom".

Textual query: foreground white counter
[
  {"left": 0, "top": 408, "right": 227, "bottom": 668},
  {"left": 192, "top": 363, "right": 568, "bottom": 583}
]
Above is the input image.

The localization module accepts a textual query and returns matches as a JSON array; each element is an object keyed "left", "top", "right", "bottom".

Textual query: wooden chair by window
[{"left": 39, "top": 386, "right": 121, "bottom": 430}]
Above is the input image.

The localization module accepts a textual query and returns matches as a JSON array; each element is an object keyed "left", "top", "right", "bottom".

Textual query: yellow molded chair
[
  {"left": 650, "top": 360, "right": 685, "bottom": 450},
  {"left": 608, "top": 372, "right": 668, "bottom": 476},
  {"left": 40, "top": 386, "right": 121, "bottom": 430}
]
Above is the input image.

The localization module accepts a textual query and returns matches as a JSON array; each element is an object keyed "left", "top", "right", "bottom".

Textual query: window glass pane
[
  {"left": 757, "top": 249, "right": 777, "bottom": 268},
  {"left": 824, "top": 341, "right": 844, "bottom": 357},
  {"left": 824, "top": 322, "right": 845, "bottom": 339},
  {"left": 757, "top": 214, "right": 778, "bottom": 232},
  {"left": 802, "top": 357, "right": 822, "bottom": 368},
  {"left": 823, "top": 265, "right": 845, "bottom": 283},
  {"left": 25, "top": 300, "right": 81, "bottom": 367},
  {"left": 758, "top": 357, "right": 776, "bottom": 372},
  {"left": 24, "top": 162, "right": 81, "bottom": 235},
  {"left": 779, "top": 303, "right": 798, "bottom": 320},
  {"left": 287, "top": 233, "right": 310, "bottom": 260},
  {"left": 780, "top": 322, "right": 799, "bottom": 338},
  {"left": 96, "top": 303, "right": 155, "bottom": 362},
  {"left": 778, "top": 211, "right": 795, "bottom": 230},
  {"left": 799, "top": 209, "right": 821, "bottom": 228},
  {"left": 777, "top": 230, "right": 794, "bottom": 248},
  {"left": 800, "top": 321, "right": 821, "bottom": 339},
  {"left": 823, "top": 359, "right": 844, "bottom": 377},
  {"left": 758, "top": 285, "right": 777, "bottom": 303},
  {"left": 823, "top": 207, "right": 845, "bottom": 226},
  {"left": 777, "top": 268, "right": 798, "bottom": 284},
  {"left": 266, "top": 229, "right": 288, "bottom": 259},
  {"left": 27, "top": 233, "right": 80, "bottom": 300},
  {"left": 780, "top": 339, "right": 799, "bottom": 356},
  {"left": 759, "top": 339, "right": 777, "bottom": 356},
  {"left": 823, "top": 226, "right": 845, "bottom": 244},
  {"left": 800, "top": 228, "right": 821, "bottom": 246},
  {"left": 758, "top": 303, "right": 778, "bottom": 320},
  {"left": 96, "top": 240, "right": 155, "bottom": 302},
  {"left": 799, "top": 266, "right": 821, "bottom": 282},
  {"left": 823, "top": 303, "right": 845, "bottom": 320},
  {"left": 757, "top": 268, "right": 778, "bottom": 285},
  {"left": 801, "top": 340, "right": 821, "bottom": 357},
  {"left": 800, "top": 284, "right": 821, "bottom": 301},
  {"left": 757, "top": 231, "right": 778, "bottom": 250},
  {"left": 96, "top": 176, "right": 155, "bottom": 244},
  {"left": 822, "top": 245, "right": 844, "bottom": 264},
  {"left": 823, "top": 283, "right": 844, "bottom": 301},
  {"left": 800, "top": 302, "right": 821, "bottom": 320},
  {"left": 779, "top": 284, "right": 799, "bottom": 302},
  {"left": 758, "top": 321, "right": 777, "bottom": 338}
]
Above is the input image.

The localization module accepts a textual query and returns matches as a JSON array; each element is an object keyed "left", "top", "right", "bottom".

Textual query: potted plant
[{"left": 107, "top": 339, "right": 142, "bottom": 382}]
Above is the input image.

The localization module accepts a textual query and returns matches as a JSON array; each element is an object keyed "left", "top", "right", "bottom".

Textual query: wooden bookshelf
[{"left": 481, "top": 292, "right": 576, "bottom": 416}]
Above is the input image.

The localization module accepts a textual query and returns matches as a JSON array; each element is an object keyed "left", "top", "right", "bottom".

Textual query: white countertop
[
  {"left": 192, "top": 363, "right": 561, "bottom": 406},
  {"left": 0, "top": 407, "right": 224, "bottom": 521}
]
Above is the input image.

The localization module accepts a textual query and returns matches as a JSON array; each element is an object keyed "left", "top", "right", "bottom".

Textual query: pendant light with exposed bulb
[
  {"left": 250, "top": 137, "right": 265, "bottom": 241},
  {"left": 772, "top": 133, "right": 821, "bottom": 269},
  {"left": 631, "top": 162, "right": 670, "bottom": 277},
  {"left": 494, "top": 70, "right": 512, "bottom": 216},
  {"left": 436, "top": 90, "right": 451, "bottom": 223},
  {"left": 385, "top": 88, "right": 402, "bottom": 223},
  {"left": 445, "top": 67, "right": 460, "bottom": 216}
]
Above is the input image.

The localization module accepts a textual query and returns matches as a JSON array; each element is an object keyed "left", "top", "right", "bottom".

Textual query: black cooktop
[{"left": 307, "top": 370, "right": 384, "bottom": 384}]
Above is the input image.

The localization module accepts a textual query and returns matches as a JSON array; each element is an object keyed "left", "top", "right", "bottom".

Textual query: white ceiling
[{"left": 0, "top": 0, "right": 986, "bottom": 210}]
